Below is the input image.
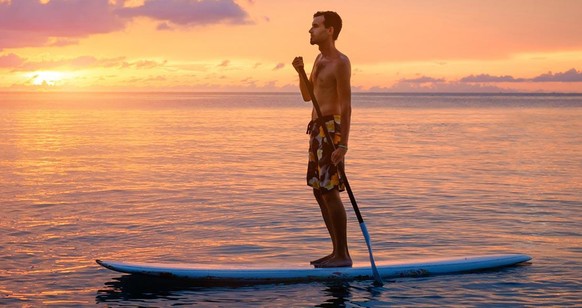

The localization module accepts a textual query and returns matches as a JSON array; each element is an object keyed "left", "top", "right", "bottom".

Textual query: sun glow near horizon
[{"left": 28, "top": 71, "right": 65, "bottom": 86}]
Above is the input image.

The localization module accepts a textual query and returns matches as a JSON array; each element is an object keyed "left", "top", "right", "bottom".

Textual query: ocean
[{"left": 1, "top": 92, "right": 581, "bottom": 306}]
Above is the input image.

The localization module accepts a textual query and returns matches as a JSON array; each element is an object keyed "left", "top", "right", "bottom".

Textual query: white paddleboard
[{"left": 97, "top": 254, "right": 531, "bottom": 284}]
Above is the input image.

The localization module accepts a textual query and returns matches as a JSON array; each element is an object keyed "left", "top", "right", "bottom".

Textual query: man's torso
[{"left": 311, "top": 54, "right": 346, "bottom": 118}]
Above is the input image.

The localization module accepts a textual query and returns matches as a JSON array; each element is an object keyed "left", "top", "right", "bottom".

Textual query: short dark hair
[{"left": 314, "top": 11, "right": 342, "bottom": 40}]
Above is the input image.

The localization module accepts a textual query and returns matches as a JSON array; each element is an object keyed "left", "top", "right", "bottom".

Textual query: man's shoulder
[
  {"left": 335, "top": 52, "right": 351, "bottom": 67},
  {"left": 333, "top": 52, "right": 351, "bottom": 74},
  {"left": 338, "top": 51, "right": 350, "bottom": 61}
]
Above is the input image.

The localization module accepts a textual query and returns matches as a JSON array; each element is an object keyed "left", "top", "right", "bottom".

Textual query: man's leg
[
  {"left": 317, "top": 189, "right": 352, "bottom": 268},
  {"left": 311, "top": 189, "right": 336, "bottom": 265}
]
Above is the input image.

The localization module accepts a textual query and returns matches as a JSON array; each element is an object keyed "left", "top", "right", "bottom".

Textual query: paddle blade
[{"left": 359, "top": 222, "right": 383, "bottom": 286}]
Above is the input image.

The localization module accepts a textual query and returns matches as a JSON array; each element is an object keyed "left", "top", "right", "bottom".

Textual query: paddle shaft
[
  {"left": 298, "top": 67, "right": 383, "bottom": 286},
  {"left": 299, "top": 70, "right": 361, "bottom": 223}
]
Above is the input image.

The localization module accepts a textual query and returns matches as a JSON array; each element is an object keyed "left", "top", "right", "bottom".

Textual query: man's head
[{"left": 310, "top": 11, "right": 342, "bottom": 45}]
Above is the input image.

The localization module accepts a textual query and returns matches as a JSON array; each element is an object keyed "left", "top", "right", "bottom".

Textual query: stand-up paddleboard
[{"left": 97, "top": 254, "right": 531, "bottom": 284}]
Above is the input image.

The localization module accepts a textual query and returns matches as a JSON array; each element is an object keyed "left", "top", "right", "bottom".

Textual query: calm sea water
[{"left": 0, "top": 92, "right": 581, "bottom": 306}]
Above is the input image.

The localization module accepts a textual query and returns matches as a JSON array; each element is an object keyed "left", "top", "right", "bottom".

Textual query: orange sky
[{"left": 1, "top": 0, "right": 581, "bottom": 92}]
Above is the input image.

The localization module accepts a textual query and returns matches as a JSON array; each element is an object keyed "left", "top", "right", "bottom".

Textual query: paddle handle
[{"left": 297, "top": 66, "right": 383, "bottom": 286}]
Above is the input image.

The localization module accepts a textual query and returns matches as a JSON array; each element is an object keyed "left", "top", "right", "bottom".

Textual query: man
[{"left": 292, "top": 11, "right": 352, "bottom": 268}]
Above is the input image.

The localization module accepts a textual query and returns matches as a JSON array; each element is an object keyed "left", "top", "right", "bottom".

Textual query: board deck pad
[{"left": 97, "top": 254, "right": 531, "bottom": 284}]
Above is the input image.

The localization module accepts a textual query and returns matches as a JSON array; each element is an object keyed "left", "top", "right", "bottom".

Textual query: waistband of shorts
[
  {"left": 306, "top": 115, "right": 341, "bottom": 134},
  {"left": 310, "top": 114, "right": 340, "bottom": 125}
]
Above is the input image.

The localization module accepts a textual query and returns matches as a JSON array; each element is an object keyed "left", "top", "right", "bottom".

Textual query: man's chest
[{"left": 313, "top": 61, "right": 337, "bottom": 89}]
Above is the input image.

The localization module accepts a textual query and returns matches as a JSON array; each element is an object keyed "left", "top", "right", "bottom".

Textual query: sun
[{"left": 30, "top": 71, "right": 64, "bottom": 86}]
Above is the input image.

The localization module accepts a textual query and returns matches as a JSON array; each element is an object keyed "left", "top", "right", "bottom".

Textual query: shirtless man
[{"left": 292, "top": 11, "right": 352, "bottom": 268}]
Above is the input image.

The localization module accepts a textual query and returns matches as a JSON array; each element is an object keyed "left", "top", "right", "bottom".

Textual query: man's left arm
[{"left": 332, "top": 58, "right": 352, "bottom": 165}]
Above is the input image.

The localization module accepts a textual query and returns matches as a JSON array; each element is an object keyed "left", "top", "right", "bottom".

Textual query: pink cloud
[
  {"left": 156, "top": 22, "right": 172, "bottom": 31},
  {"left": 3, "top": 54, "right": 129, "bottom": 71},
  {"left": 0, "top": 0, "right": 125, "bottom": 49},
  {"left": 368, "top": 68, "right": 582, "bottom": 93},
  {"left": 460, "top": 69, "right": 582, "bottom": 83},
  {"left": 371, "top": 81, "right": 513, "bottom": 93},
  {"left": 272, "top": 63, "right": 284, "bottom": 70},
  {"left": 69, "top": 56, "right": 126, "bottom": 68},
  {"left": 0, "top": 29, "right": 50, "bottom": 49},
  {"left": 0, "top": 0, "right": 125, "bottom": 35},
  {"left": 0, "top": 0, "right": 251, "bottom": 50},
  {"left": 48, "top": 38, "right": 79, "bottom": 47},
  {"left": 400, "top": 76, "right": 445, "bottom": 83},
  {"left": 460, "top": 74, "right": 526, "bottom": 83},
  {"left": 0, "top": 53, "right": 25, "bottom": 68},
  {"left": 531, "top": 68, "right": 582, "bottom": 82},
  {"left": 116, "top": 0, "right": 251, "bottom": 26},
  {"left": 131, "top": 59, "right": 167, "bottom": 69},
  {"left": 218, "top": 60, "right": 230, "bottom": 67}
]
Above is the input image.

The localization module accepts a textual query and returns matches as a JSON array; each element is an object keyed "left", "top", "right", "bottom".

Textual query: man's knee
[{"left": 320, "top": 189, "right": 340, "bottom": 203}]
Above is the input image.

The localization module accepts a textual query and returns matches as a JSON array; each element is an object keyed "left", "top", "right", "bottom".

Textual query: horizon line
[{"left": 1, "top": 91, "right": 582, "bottom": 96}]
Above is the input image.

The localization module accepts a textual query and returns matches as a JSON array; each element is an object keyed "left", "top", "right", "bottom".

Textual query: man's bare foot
[
  {"left": 313, "top": 256, "right": 352, "bottom": 268},
  {"left": 310, "top": 253, "right": 334, "bottom": 266}
]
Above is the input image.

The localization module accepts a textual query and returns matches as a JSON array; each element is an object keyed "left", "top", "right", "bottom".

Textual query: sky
[{"left": 0, "top": 0, "right": 581, "bottom": 92}]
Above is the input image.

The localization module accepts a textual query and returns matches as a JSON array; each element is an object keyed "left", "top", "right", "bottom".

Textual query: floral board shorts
[{"left": 306, "top": 114, "right": 345, "bottom": 192}]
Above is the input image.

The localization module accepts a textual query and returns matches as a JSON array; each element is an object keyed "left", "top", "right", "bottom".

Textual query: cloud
[
  {"left": 0, "top": 0, "right": 125, "bottom": 35},
  {"left": 125, "top": 75, "right": 167, "bottom": 84},
  {"left": 0, "top": 0, "right": 125, "bottom": 49},
  {"left": 0, "top": 0, "right": 251, "bottom": 49},
  {"left": 460, "top": 74, "right": 526, "bottom": 83},
  {"left": 20, "top": 56, "right": 126, "bottom": 71},
  {"left": 372, "top": 81, "right": 513, "bottom": 93},
  {"left": 273, "top": 63, "right": 284, "bottom": 70},
  {"left": 218, "top": 60, "right": 230, "bottom": 67},
  {"left": 375, "top": 68, "right": 582, "bottom": 93},
  {"left": 156, "top": 22, "right": 173, "bottom": 31},
  {"left": 129, "top": 59, "right": 168, "bottom": 69},
  {"left": 0, "top": 53, "right": 25, "bottom": 68},
  {"left": 0, "top": 54, "right": 170, "bottom": 71},
  {"left": 531, "top": 68, "right": 582, "bottom": 82},
  {"left": 117, "top": 0, "right": 251, "bottom": 27},
  {"left": 0, "top": 28, "right": 53, "bottom": 50},
  {"left": 460, "top": 69, "right": 582, "bottom": 83},
  {"left": 400, "top": 76, "right": 445, "bottom": 83},
  {"left": 47, "top": 38, "right": 79, "bottom": 47}
]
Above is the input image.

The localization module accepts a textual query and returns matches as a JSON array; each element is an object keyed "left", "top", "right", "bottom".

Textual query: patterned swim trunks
[{"left": 306, "top": 114, "right": 345, "bottom": 192}]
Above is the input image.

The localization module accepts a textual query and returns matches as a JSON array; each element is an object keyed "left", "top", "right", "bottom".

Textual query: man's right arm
[{"left": 292, "top": 56, "right": 312, "bottom": 102}]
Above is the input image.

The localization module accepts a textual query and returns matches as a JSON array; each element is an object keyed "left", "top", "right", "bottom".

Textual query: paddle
[{"left": 297, "top": 65, "right": 383, "bottom": 286}]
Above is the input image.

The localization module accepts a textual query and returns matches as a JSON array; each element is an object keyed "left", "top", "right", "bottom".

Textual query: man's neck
[{"left": 318, "top": 40, "right": 336, "bottom": 57}]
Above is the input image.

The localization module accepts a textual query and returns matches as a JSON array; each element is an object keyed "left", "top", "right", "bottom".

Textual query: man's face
[{"left": 309, "top": 15, "right": 328, "bottom": 45}]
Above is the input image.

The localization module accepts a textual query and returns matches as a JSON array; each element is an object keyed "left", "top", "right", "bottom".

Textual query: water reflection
[
  {"left": 316, "top": 281, "right": 387, "bottom": 307},
  {"left": 95, "top": 274, "right": 387, "bottom": 306},
  {"left": 96, "top": 275, "right": 198, "bottom": 303}
]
